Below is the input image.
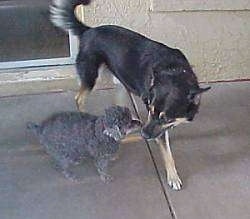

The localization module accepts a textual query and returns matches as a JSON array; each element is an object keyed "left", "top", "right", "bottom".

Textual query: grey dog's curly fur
[{"left": 27, "top": 105, "right": 141, "bottom": 183}]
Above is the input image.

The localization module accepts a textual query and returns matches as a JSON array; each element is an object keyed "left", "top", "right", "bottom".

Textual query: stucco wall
[{"left": 81, "top": 0, "right": 250, "bottom": 82}]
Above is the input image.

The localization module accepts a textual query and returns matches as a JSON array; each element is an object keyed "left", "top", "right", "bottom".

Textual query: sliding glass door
[{"left": 0, "top": 0, "right": 78, "bottom": 69}]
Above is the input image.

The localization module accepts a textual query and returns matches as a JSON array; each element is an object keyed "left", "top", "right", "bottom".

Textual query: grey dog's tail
[
  {"left": 26, "top": 122, "right": 42, "bottom": 136},
  {"left": 50, "top": 0, "right": 91, "bottom": 36}
]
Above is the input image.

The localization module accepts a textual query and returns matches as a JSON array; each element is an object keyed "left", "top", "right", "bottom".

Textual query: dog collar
[{"left": 102, "top": 122, "right": 123, "bottom": 142}]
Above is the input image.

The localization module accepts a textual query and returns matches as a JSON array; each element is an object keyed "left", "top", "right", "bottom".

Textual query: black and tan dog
[{"left": 50, "top": 0, "right": 210, "bottom": 190}]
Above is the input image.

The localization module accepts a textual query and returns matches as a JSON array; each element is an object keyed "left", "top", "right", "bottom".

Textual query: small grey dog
[{"left": 27, "top": 105, "right": 141, "bottom": 183}]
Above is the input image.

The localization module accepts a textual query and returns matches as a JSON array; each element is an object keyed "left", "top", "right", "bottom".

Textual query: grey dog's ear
[
  {"left": 103, "top": 125, "right": 122, "bottom": 141},
  {"left": 130, "top": 119, "right": 142, "bottom": 127},
  {"left": 125, "top": 119, "right": 142, "bottom": 135}
]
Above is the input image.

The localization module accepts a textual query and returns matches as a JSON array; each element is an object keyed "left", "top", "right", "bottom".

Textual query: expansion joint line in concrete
[{"left": 126, "top": 91, "right": 177, "bottom": 219}]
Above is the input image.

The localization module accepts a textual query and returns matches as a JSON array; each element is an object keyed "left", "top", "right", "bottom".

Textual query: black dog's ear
[
  {"left": 193, "top": 86, "right": 211, "bottom": 94},
  {"left": 188, "top": 86, "right": 211, "bottom": 104},
  {"left": 189, "top": 86, "right": 211, "bottom": 95}
]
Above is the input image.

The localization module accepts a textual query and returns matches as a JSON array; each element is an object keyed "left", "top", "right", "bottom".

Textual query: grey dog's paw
[
  {"left": 100, "top": 173, "right": 114, "bottom": 184},
  {"left": 62, "top": 170, "right": 80, "bottom": 182},
  {"left": 110, "top": 153, "right": 119, "bottom": 161}
]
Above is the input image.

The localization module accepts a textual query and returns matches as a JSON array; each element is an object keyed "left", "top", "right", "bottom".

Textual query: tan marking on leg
[
  {"left": 156, "top": 131, "right": 182, "bottom": 190},
  {"left": 75, "top": 85, "right": 90, "bottom": 112},
  {"left": 121, "top": 135, "right": 142, "bottom": 144}
]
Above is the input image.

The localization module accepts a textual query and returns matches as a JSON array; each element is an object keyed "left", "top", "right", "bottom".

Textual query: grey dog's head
[
  {"left": 103, "top": 105, "right": 141, "bottom": 141},
  {"left": 141, "top": 66, "right": 210, "bottom": 139}
]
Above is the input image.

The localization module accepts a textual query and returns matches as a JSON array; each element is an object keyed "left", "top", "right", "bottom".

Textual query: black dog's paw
[{"left": 166, "top": 171, "right": 183, "bottom": 191}]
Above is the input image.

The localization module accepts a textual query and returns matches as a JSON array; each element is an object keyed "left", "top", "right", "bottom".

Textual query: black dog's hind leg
[
  {"left": 75, "top": 54, "right": 99, "bottom": 111},
  {"left": 95, "top": 157, "right": 113, "bottom": 183}
]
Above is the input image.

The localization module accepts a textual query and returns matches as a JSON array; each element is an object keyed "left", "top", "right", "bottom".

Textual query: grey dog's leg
[
  {"left": 156, "top": 131, "right": 182, "bottom": 190},
  {"left": 110, "top": 153, "right": 119, "bottom": 161},
  {"left": 62, "top": 169, "right": 79, "bottom": 182},
  {"left": 95, "top": 157, "right": 113, "bottom": 183},
  {"left": 54, "top": 158, "right": 79, "bottom": 182}
]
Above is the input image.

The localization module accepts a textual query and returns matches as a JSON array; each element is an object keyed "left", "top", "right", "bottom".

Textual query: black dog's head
[
  {"left": 141, "top": 66, "right": 210, "bottom": 139},
  {"left": 103, "top": 105, "right": 141, "bottom": 141}
]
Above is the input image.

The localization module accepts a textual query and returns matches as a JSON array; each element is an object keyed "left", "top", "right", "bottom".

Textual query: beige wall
[{"left": 81, "top": 0, "right": 250, "bottom": 82}]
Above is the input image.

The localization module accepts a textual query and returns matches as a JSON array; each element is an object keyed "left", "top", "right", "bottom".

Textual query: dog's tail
[
  {"left": 50, "top": 0, "right": 91, "bottom": 36},
  {"left": 26, "top": 122, "right": 42, "bottom": 136}
]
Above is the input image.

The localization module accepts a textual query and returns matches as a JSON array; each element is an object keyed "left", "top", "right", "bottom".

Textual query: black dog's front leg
[
  {"left": 156, "top": 131, "right": 182, "bottom": 190},
  {"left": 95, "top": 157, "right": 113, "bottom": 183}
]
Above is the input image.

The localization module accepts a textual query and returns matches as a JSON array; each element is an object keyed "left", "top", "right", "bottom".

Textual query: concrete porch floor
[{"left": 0, "top": 82, "right": 249, "bottom": 219}]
